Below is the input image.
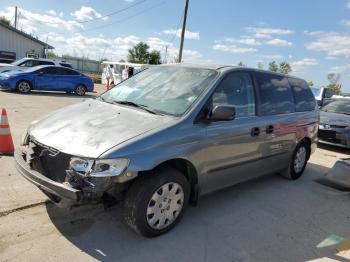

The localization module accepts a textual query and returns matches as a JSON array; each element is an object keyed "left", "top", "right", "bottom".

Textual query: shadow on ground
[
  {"left": 46, "top": 163, "right": 350, "bottom": 262},
  {"left": 317, "top": 143, "right": 350, "bottom": 155},
  {"left": 1, "top": 90, "right": 97, "bottom": 99}
]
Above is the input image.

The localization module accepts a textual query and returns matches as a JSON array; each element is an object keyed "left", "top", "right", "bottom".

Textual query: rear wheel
[
  {"left": 123, "top": 168, "right": 190, "bottom": 237},
  {"left": 16, "top": 80, "right": 31, "bottom": 94},
  {"left": 281, "top": 140, "right": 310, "bottom": 180},
  {"left": 74, "top": 85, "right": 86, "bottom": 96}
]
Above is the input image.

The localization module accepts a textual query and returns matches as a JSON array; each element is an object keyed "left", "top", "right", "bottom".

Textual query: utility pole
[
  {"left": 164, "top": 45, "right": 168, "bottom": 63},
  {"left": 14, "top": 6, "right": 18, "bottom": 29},
  {"left": 178, "top": 0, "right": 189, "bottom": 63}
]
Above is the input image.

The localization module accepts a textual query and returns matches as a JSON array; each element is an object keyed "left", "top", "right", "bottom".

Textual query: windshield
[
  {"left": 100, "top": 67, "right": 218, "bottom": 116},
  {"left": 322, "top": 100, "right": 350, "bottom": 114},
  {"left": 11, "top": 58, "right": 27, "bottom": 66},
  {"left": 311, "top": 87, "right": 322, "bottom": 97}
]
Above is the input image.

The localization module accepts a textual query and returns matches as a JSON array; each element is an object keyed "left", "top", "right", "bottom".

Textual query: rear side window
[
  {"left": 289, "top": 78, "right": 316, "bottom": 112},
  {"left": 58, "top": 67, "right": 80, "bottom": 75},
  {"left": 38, "top": 61, "right": 55, "bottom": 66},
  {"left": 255, "top": 72, "right": 294, "bottom": 116},
  {"left": 59, "top": 63, "right": 72, "bottom": 68},
  {"left": 20, "top": 60, "right": 39, "bottom": 67}
]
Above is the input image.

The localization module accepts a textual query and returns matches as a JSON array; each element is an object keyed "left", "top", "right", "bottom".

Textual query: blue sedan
[{"left": 0, "top": 65, "right": 94, "bottom": 96}]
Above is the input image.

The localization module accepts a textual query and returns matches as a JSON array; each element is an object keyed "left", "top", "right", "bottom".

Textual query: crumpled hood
[
  {"left": 29, "top": 99, "right": 175, "bottom": 158},
  {"left": 320, "top": 111, "right": 350, "bottom": 127}
]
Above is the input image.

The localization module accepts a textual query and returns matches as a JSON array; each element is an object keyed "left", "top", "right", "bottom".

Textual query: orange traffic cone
[{"left": 0, "top": 108, "right": 14, "bottom": 155}]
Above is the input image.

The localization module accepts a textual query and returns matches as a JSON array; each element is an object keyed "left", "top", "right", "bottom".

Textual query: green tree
[
  {"left": 327, "top": 72, "right": 341, "bottom": 95},
  {"left": 47, "top": 51, "right": 59, "bottom": 58},
  {"left": 0, "top": 16, "right": 10, "bottom": 26},
  {"left": 237, "top": 61, "right": 246, "bottom": 67},
  {"left": 278, "top": 61, "right": 292, "bottom": 75},
  {"left": 149, "top": 50, "right": 161, "bottom": 65},
  {"left": 128, "top": 42, "right": 151, "bottom": 64},
  {"left": 268, "top": 61, "right": 279, "bottom": 72},
  {"left": 307, "top": 81, "right": 314, "bottom": 87},
  {"left": 327, "top": 83, "right": 341, "bottom": 95},
  {"left": 268, "top": 61, "right": 292, "bottom": 75}
]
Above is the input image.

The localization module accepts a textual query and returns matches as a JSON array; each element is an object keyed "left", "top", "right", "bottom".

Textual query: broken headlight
[{"left": 70, "top": 158, "right": 129, "bottom": 177}]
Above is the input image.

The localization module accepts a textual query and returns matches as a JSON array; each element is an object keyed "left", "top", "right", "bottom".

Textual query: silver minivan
[{"left": 15, "top": 64, "right": 319, "bottom": 237}]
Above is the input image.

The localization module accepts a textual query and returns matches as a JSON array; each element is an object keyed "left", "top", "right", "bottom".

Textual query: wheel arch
[
  {"left": 301, "top": 136, "right": 312, "bottom": 160},
  {"left": 142, "top": 158, "right": 199, "bottom": 205},
  {"left": 16, "top": 79, "right": 33, "bottom": 88}
]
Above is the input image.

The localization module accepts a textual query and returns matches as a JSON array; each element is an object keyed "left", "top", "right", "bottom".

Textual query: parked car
[
  {"left": 311, "top": 87, "right": 335, "bottom": 106},
  {"left": 318, "top": 99, "right": 350, "bottom": 148},
  {"left": 0, "top": 65, "right": 93, "bottom": 95},
  {"left": 15, "top": 64, "right": 318, "bottom": 237},
  {"left": 0, "top": 57, "right": 73, "bottom": 73}
]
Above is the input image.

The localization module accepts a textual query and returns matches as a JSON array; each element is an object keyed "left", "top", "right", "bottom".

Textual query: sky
[{"left": 0, "top": 0, "right": 350, "bottom": 91}]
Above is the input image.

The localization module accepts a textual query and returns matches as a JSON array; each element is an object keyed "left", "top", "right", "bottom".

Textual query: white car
[{"left": 0, "top": 58, "right": 72, "bottom": 73}]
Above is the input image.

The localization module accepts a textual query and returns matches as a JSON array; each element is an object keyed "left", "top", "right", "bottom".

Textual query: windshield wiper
[{"left": 113, "top": 100, "right": 161, "bottom": 115}]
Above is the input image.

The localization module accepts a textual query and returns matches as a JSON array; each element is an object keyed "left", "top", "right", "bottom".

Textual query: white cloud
[
  {"left": 246, "top": 27, "right": 294, "bottom": 38},
  {"left": 44, "top": 33, "right": 201, "bottom": 62},
  {"left": 265, "top": 38, "right": 293, "bottom": 46},
  {"left": 292, "top": 58, "right": 318, "bottom": 73},
  {"left": 304, "top": 30, "right": 325, "bottom": 36},
  {"left": 163, "top": 29, "right": 200, "bottom": 40},
  {"left": 0, "top": 6, "right": 83, "bottom": 32},
  {"left": 70, "top": 6, "right": 106, "bottom": 21},
  {"left": 257, "top": 54, "right": 284, "bottom": 60},
  {"left": 330, "top": 64, "right": 350, "bottom": 76},
  {"left": 341, "top": 20, "right": 350, "bottom": 26},
  {"left": 292, "top": 58, "right": 318, "bottom": 67},
  {"left": 213, "top": 44, "right": 257, "bottom": 53},
  {"left": 305, "top": 32, "right": 350, "bottom": 58},
  {"left": 47, "top": 10, "right": 57, "bottom": 16},
  {"left": 216, "top": 36, "right": 261, "bottom": 46}
]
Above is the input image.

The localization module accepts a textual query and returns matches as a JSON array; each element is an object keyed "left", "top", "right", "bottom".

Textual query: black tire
[
  {"left": 281, "top": 140, "right": 310, "bottom": 180},
  {"left": 16, "top": 80, "right": 32, "bottom": 94},
  {"left": 123, "top": 168, "right": 190, "bottom": 237},
  {"left": 74, "top": 85, "right": 86, "bottom": 96}
]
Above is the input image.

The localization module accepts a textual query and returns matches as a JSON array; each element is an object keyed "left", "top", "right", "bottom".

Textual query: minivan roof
[{"left": 158, "top": 63, "right": 305, "bottom": 82}]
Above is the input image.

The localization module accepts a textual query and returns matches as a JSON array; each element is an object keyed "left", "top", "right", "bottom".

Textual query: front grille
[{"left": 28, "top": 138, "right": 71, "bottom": 183}]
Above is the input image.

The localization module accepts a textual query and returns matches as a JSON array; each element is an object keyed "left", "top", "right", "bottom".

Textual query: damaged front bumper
[
  {"left": 15, "top": 143, "right": 137, "bottom": 208},
  {"left": 15, "top": 149, "right": 83, "bottom": 207}
]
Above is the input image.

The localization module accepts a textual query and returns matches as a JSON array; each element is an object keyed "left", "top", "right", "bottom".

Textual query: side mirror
[{"left": 207, "top": 105, "right": 236, "bottom": 121}]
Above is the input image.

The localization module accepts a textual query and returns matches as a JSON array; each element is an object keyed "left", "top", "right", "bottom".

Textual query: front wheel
[
  {"left": 281, "top": 140, "right": 310, "bottom": 180},
  {"left": 74, "top": 85, "right": 86, "bottom": 96},
  {"left": 16, "top": 80, "right": 32, "bottom": 94},
  {"left": 123, "top": 168, "right": 190, "bottom": 237}
]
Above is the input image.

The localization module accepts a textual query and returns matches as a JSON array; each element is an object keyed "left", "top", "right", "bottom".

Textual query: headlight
[
  {"left": 21, "top": 129, "right": 29, "bottom": 145},
  {"left": 69, "top": 158, "right": 129, "bottom": 177}
]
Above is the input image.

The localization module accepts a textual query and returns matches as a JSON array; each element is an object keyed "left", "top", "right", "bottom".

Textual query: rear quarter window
[
  {"left": 255, "top": 72, "right": 295, "bottom": 116},
  {"left": 289, "top": 78, "right": 316, "bottom": 112},
  {"left": 59, "top": 63, "right": 72, "bottom": 68}
]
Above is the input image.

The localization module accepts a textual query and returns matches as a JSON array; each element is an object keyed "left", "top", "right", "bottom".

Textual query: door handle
[
  {"left": 251, "top": 127, "right": 260, "bottom": 137},
  {"left": 266, "top": 125, "right": 274, "bottom": 134}
]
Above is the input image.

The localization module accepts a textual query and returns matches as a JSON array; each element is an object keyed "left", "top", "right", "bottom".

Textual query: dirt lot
[{"left": 0, "top": 86, "right": 350, "bottom": 262}]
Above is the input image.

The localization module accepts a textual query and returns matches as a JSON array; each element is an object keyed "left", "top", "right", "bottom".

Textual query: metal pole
[
  {"left": 178, "top": 0, "right": 189, "bottom": 63},
  {"left": 14, "top": 6, "right": 18, "bottom": 28}
]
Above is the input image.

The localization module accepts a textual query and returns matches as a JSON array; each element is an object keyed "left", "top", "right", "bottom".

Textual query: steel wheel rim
[
  {"left": 294, "top": 146, "right": 306, "bottom": 173},
  {"left": 76, "top": 86, "right": 85, "bottom": 95},
  {"left": 146, "top": 182, "right": 184, "bottom": 230},
  {"left": 19, "top": 82, "right": 30, "bottom": 93}
]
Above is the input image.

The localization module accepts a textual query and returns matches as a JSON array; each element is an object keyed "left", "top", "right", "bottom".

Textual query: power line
[
  {"left": 27, "top": 0, "right": 148, "bottom": 25},
  {"left": 77, "top": 1, "right": 165, "bottom": 34}
]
